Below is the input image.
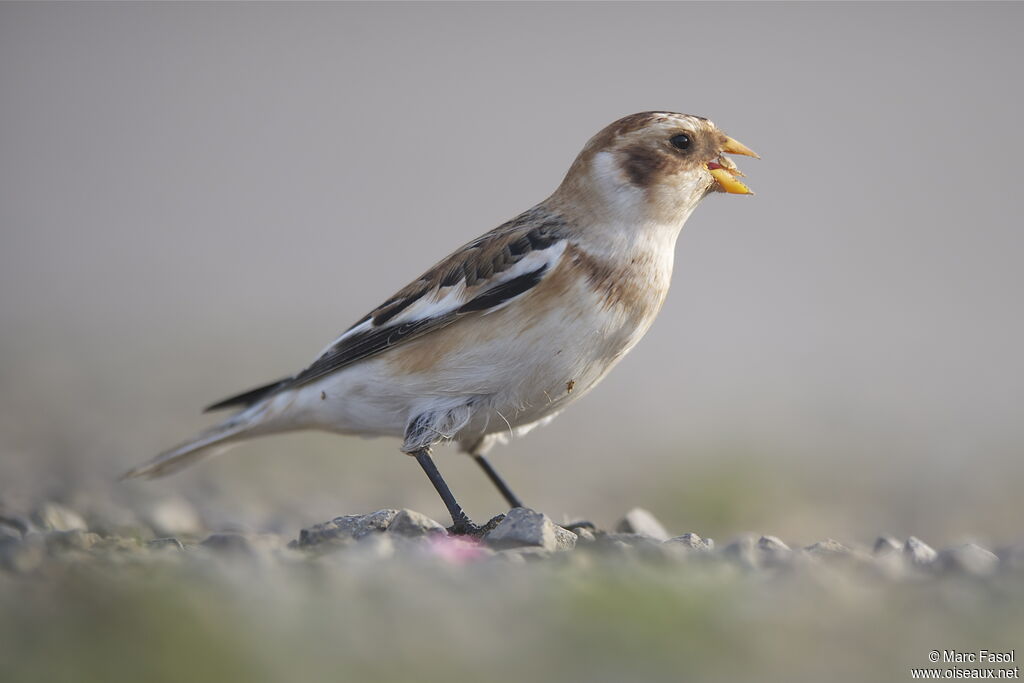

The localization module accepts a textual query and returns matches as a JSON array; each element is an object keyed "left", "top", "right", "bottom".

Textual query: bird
[{"left": 122, "top": 111, "right": 759, "bottom": 534}]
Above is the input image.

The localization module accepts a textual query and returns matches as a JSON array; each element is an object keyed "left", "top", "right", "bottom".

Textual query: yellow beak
[
  {"left": 707, "top": 135, "right": 760, "bottom": 195},
  {"left": 721, "top": 136, "right": 760, "bottom": 159}
]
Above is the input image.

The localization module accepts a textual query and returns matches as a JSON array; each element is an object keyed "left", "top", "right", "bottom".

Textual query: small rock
[
  {"left": 297, "top": 509, "right": 400, "bottom": 547},
  {"left": 936, "top": 543, "right": 999, "bottom": 577},
  {"left": 201, "top": 533, "right": 255, "bottom": 554},
  {"left": 804, "top": 539, "right": 851, "bottom": 557},
  {"left": 873, "top": 536, "right": 902, "bottom": 556},
  {"left": 759, "top": 535, "right": 791, "bottom": 552},
  {"left": 45, "top": 529, "right": 101, "bottom": 553},
  {"left": 904, "top": 536, "right": 938, "bottom": 568},
  {"left": 665, "top": 533, "right": 714, "bottom": 552},
  {"left": 147, "top": 537, "right": 185, "bottom": 551},
  {"left": 759, "top": 535, "right": 793, "bottom": 566},
  {"left": 553, "top": 525, "right": 578, "bottom": 551},
  {"left": 485, "top": 508, "right": 561, "bottom": 551},
  {"left": 572, "top": 526, "right": 596, "bottom": 544},
  {"left": 0, "top": 511, "right": 31, "bottom": 536},
  {"left": 615, "top": 508, "right": 670, "bottom": 541},
  {"left": 343, "top": 509, "right": 400, "bottom": 535},
  {"left": 32, "top": 502, "right": 87, "bottom": 532},
  {"left": 722, "top": 534, "right": 760, "bottom": 569},
  {"left": 144, "top": 498, "right": 204, "bottom": 537},
  {"left": 386, "top": 509, "right": 446, "bottom": 537}
]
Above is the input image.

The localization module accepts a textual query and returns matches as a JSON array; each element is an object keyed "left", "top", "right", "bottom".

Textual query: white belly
[{"left": 270, "top": 246, "right": 669, "bottom": 449}]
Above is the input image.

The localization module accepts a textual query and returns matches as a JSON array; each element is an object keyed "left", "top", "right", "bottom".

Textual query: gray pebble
[
  {"left": 0, "top": 511, "right": 31, "bottom": 537},
  {"left": 201, "top": 533, "right": 255, "bottom": 554},
  {"left": 553, "top": 525, "right": 578, "bottom": 551},
  {"left": 722, "top": 534, "right": 760, "bottom": 569},
  {"left": 386, "top": 509, "right": 446, "bottom": 538},
  {"left": 759, "top": 535, "right": 791, "bottom": 552},
  {"left": 297, "top": 509, "right": 400, "bottom": 547},
  {"left": 336, "top": 509, "right": 400, "bottom": 537},
  {"left": 873, "top": 536, "right": 902, "bottom": 556},
  {"left": 904, "top": 536, "right": 938, "bottom": 568},
  {"left": 144, "top": 498, "right": 204, "bottom": 538},
  {"left": 936, "top": 543, "right": 999, "bottom": 577},
  {"left": 615, "top": 508, "right": 670, "bottom": 541},
  {"left": 759, "top": 535, "right": 793, "bottom": 566},
  {"left": 147, "top": 537, "right": 185, "bottom": 552},
  {"left": 572, "top": 526, "right": 596, "bottom": 543},
  {"left": 485, "top": 508, "right": 561, "bottom": 551},
  {"left": 804, "top": 539, "right": 851, "bottom": 557},
  {"left": 0, "top": 525, "right": 21, "bottom": 544},
  {"left": 665, "top": 533, "right": 714, "bottom": 552},
  {"left": 32, "top": 502, "right": 87, "bottom": 532}
]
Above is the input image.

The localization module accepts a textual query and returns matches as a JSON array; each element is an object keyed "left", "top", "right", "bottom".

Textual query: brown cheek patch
[{"left": 620, "top": 144, "right": 673, "bottom": 188}]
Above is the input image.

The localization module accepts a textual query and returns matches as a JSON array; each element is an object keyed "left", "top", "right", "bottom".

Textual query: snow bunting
[{"left": 123, "top": 111, "right": 758, "bottom": 533}]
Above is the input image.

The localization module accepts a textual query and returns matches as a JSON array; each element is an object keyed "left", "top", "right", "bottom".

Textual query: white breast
[{"left": 273, "top": 225, "right": 680, "bottom": 450}]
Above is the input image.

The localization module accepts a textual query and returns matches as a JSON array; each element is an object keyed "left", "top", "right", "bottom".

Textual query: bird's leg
[
  {"left": 412, "top": 448, "right": 482, "bottom": 536},
  {"left": 472, "top": 453, "right": 525, "bottom": 509},
  {"left": 472, "top": 453, "right": 592, "bottom": 530}
]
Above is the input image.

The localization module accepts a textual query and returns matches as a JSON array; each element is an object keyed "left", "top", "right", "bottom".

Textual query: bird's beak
[
  {"left": 707, "top": 135, "right": 760, "bottom": 195},
  {"left": 721, "top": 136, "right": 760, "bottom": 159}
]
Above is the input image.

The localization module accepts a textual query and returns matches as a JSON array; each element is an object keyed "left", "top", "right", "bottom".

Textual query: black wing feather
[
  {"left": 202, "top": 207, "right": 567, "bottom": 412},
  {"left": 288, "top": 263, "right": 549, "bottom": 388},
  {"left": 203, "top": 378, "right": 291, "bottom": 413}
]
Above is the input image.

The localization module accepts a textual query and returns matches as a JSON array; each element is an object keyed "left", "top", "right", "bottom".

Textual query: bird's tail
[{"left": 120, "top": 414, "right": 258, "bottom": 480}]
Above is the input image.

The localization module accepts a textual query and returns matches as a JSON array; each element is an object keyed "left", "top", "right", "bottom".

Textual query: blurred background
[{"left": 2, "top": 1, "right": 1023, "bottom": 545}]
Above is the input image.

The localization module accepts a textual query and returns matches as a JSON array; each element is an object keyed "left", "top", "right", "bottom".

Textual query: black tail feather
[{"left": 203, "top": 378, "right": 290, "bottom": 413}]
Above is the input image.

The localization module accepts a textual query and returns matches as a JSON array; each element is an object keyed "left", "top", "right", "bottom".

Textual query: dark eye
[{"left": 670, "top": 133, "right": 692, "bottom": 151}]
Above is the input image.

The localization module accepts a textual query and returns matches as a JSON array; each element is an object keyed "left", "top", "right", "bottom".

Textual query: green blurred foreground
[{"left": 2, "top": 535, "right": 1022, "bottom": 683}]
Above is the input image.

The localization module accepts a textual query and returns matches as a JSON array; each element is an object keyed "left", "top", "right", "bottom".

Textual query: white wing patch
[{"left": 313, "top": 240, "right": 567, "bottom": 361}]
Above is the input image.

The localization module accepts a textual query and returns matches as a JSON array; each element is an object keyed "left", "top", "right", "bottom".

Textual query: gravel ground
[{"left": 2, "top": 499, "right": 1022, "bottom": 683}]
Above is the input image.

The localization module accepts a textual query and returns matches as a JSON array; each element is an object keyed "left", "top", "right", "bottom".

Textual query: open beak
[{"left": 707, "top": 135, "right": 759, "bottom": 195}]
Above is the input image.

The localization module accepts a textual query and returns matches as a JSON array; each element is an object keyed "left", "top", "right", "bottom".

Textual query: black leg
[
  {"left": 413, "top": 448, "right": 481, "bottom": 536},
  {"left": 473, "top": 454, "right": 525, "bottom": 509}
]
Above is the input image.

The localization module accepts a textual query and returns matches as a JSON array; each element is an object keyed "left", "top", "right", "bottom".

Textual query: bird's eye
[{"left": 670, "top": 133, "right": 692, "bottom": 151}]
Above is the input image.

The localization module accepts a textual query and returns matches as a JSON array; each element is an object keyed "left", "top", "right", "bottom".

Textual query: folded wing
[{"left": 205, "top": 207, "right": 568, "bottom": 412}]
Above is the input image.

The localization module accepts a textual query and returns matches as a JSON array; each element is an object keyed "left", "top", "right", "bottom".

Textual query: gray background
[{"left": 1, "top": 2, "right": 1021, "bottom": 541}]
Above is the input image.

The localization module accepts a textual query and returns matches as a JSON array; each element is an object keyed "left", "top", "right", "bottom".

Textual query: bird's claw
[{"left": 447, "top": 520, "right": 485, "bottom": 537}]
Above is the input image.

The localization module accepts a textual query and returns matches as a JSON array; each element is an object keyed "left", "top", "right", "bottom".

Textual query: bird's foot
[
  {"left": 562, "top": 520, "right": 596, "bottom": 532},
  {"left": 447, "top": 513, "right": 505, "bottom": 538},
  {"left": 446, "top": 520, "right": 484, "bottom": 537}
]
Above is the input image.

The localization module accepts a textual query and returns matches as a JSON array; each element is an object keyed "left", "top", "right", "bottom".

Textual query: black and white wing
[{"left": 204, "top": 208, "right": 569, "bottom": 412}]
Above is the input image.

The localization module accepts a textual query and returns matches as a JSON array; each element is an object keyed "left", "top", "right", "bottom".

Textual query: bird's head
[{"left": 554, "top": 111, "right": 759, "bottom": 224}]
